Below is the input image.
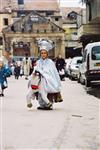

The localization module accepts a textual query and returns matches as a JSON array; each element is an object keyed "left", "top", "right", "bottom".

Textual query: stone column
[
  {"left": 55, "top": 36, "right": 64, "bottom": 58},
  {"left": 30, "top": 40, "right": 38, "bottom": 58},
  {"left": 60, "top": 35, "right": 65, "bottom": 58}
]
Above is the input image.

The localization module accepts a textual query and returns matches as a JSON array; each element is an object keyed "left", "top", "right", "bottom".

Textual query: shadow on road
[{"left": 86, "top": 83, "right": 100, "bottom": 99}]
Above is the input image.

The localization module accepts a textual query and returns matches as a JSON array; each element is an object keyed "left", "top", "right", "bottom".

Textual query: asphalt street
[{"left": 0, "top": 76, "right": 100, "bottom": 150}]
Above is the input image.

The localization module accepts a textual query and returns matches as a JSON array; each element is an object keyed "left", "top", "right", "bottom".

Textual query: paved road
[{"left": 0, "top": 76, "right": 100, "bottom": 150}]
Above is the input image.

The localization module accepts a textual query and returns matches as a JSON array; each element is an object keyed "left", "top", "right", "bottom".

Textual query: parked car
[
  {"left": 78, "top": 42, "right": 100, "bottom": 87},
  {"left": 69, "top": 56, "right": 83, "bottom": 80}
]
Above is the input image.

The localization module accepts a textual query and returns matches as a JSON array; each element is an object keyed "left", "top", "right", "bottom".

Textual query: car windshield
[
  {"left": 77, "top": 59, "right": 82, "bottom": 64},
  {"left": 71, "top": 58, "right": 82, "bottom": 65},
  {"left": 92, "top": 46, "right": 100, "bottom": 60}
]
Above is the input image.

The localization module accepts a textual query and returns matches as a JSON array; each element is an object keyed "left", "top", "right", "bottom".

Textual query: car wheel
[
  {"left": 77, "top": 74, "right": 80, "bottom": 83},
  {"left": 70, "top": 75, "right": 74, "bottom": 80},
  {"left": 80, "top": 74, "right": 85, "bottom": 85},
  {"left": 85, "top": 79, "right": 91, "bottom": 87}
]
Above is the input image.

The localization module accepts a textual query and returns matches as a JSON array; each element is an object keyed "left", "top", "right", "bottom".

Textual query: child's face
[
  {"left": 0, "top": 61, "right": 3, "bottom": 68},
  {"left": 40, "top": 50, "right": 48, "bottom": 60}
]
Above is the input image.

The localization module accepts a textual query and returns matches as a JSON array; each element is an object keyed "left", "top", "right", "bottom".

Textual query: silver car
[{"left": 69, "top": 56, "right": 83, "bottom": 80}]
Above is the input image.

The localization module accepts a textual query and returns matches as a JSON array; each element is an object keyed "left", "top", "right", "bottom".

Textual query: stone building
[
  {"left": 78, "top": 0, "right": 100, "bottom": 48},
  {"left": 1, "top": 0, "right": 65, "bottom": 58},
  {"left": 0, "top": 0, "right": 13, "bottom": 56},
  {"left": 60, "top": 7, "right": 82, "bottom": 58}
]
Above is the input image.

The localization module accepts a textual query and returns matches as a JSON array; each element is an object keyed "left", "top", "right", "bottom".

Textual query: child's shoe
[
  {"left": 27, "top": 103, "right": 33, "bottom": 108},
  {"left": 2, "top": 93, "right": 4, "bottom": 97},
  {"left": 0, "top": 93, "right": 4, "bottom": 97},
  {"left": 47, "top": 102, "right": 52, "bottom": 108},
  {"left": 37, "top": 103, "right": 53, "bottom": 110}
]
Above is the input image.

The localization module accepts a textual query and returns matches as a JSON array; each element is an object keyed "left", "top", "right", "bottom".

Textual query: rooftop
[
  {"left": 0, "top": 0, "right": 59, "bottom": 12},
  {"left": 60, "top": 7, "right": 82, "bottom": 18}
]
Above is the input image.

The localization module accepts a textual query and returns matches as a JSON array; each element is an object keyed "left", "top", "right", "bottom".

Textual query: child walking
[{"left": 0, "top": 58, "right": 11, "bottom": 97}]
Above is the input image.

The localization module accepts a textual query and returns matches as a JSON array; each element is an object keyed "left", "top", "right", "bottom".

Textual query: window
[
  {"left": 18, "top": 0, "right": 24, "bottom": 5},
  {"left": 72, "top": 32, "right": 77, "bottom": 35},
  {"left": 77, "top": 59, "right": 82, "bottom": 64},
  {"left": 3, "top": 18, "right": 8, "bottom": 26},
  {"left": 92, "top": 46, "right": 100, "bottom": 60},
  {"left": 0, "top": 37, "right": 3, "bottom": 45},
  {"left": 46, "top": 11, "right": 53, "bottom": 16}
]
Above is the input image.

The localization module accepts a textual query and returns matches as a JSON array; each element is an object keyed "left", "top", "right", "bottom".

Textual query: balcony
[{"left": 78, "top": 23, "right": 100, "bottom": 37}]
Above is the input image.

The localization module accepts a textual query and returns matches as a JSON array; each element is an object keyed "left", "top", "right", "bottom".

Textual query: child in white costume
[
  {"left": 26, "top": 39, "right": 61, "bottom": 110},
  {"left": 26, "top": 70, "right": 52, "bottom": 108}
]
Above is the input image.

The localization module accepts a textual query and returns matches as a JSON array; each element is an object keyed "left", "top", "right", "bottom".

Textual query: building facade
[
  {"left": 60, "top": 7, "right": 83, "bottom": 58},
  {"left": 78, "top": 0, "right": 100, "bottom": 48},
  {"left": 1, "top": 0, "right": 65, "bottom": 58}
]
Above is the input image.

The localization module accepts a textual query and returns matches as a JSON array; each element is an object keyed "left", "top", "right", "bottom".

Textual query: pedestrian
[
  {"left": 14, "top": 63, "right": 20, "bottom": 79},
  {"left": 32, "top": 39, "right": 62, "bottom": 110},
  {"left": 10, "top": 63, "right": 15, "bottom": 75},
  {"left": 0, "top": 58, "right": 11, "bottom": 96},
  {"left": 29, "top": 58, "right": 34, "bottom": 75},
  {"left": 56, "top": 54, "right": 66, "bottom": 81},
  {"left": 20, "top": 64, "right": 24, "bottom": 77},
  {"left": 22, "top": 53, "right": 32, "bottom": 80}
]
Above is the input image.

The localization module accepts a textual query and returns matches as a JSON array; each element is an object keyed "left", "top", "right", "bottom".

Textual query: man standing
[
  {"left": 22, "top": 53, "right": 32, "bottom": 79},
  {"left": 56, "top": 54, "right": 66, "bottom": 80}
]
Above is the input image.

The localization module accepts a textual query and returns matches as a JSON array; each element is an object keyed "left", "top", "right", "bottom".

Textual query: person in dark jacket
[
  {"left": 14, "top": 63, "right": 20, "bottom": 79},
  {"left": 56, "top": 54, "right": 66, "bottom": 80}
]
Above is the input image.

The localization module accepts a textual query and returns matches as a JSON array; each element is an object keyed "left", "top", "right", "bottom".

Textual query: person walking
[
  {"left": 34, "top": 39, "right": 62, "bottom": 110},
  {"left": 56, "top": 54, "right": 66, "bottom": 81},
  {"left": 0, "top": 58, "right": 11, "bottom": 96},
  {"left": 22, "top": 53, "right": 32, "bottom": 80},
  {"left": 14, "top": 63, "right": 20, "bottom": 79}
]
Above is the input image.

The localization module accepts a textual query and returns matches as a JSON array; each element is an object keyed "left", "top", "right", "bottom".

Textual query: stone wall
[{"left": 4, "top": 32, "right": 65, "bottom": 58}]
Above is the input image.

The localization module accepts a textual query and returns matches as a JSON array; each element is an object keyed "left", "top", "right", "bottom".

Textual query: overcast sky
[{"left": 59, "top": 0, "right": 85, "bottom": 7}]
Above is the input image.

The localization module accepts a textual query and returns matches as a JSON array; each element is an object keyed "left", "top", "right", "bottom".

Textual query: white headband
[
  {"left": 38, "top": 39, "right": 54, "bottom": 51},
  {"left": 40, "top": 45, "right": 50, "bottom": 52}
]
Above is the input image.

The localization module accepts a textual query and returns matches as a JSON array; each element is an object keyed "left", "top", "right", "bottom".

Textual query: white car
[
  {"left": 69, "top": 56, "right": 83, "bottom": 80},
  {"left": 78, "top": 42, "right": 100, "bottom": 87}
]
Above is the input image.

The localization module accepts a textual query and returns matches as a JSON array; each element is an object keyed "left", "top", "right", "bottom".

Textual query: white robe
[
  {"left": 35, "top": 58, "right": 61, "bottom": 93},
  {"left": 22, "top": 57, "right": 31, "bottom": 76}
]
